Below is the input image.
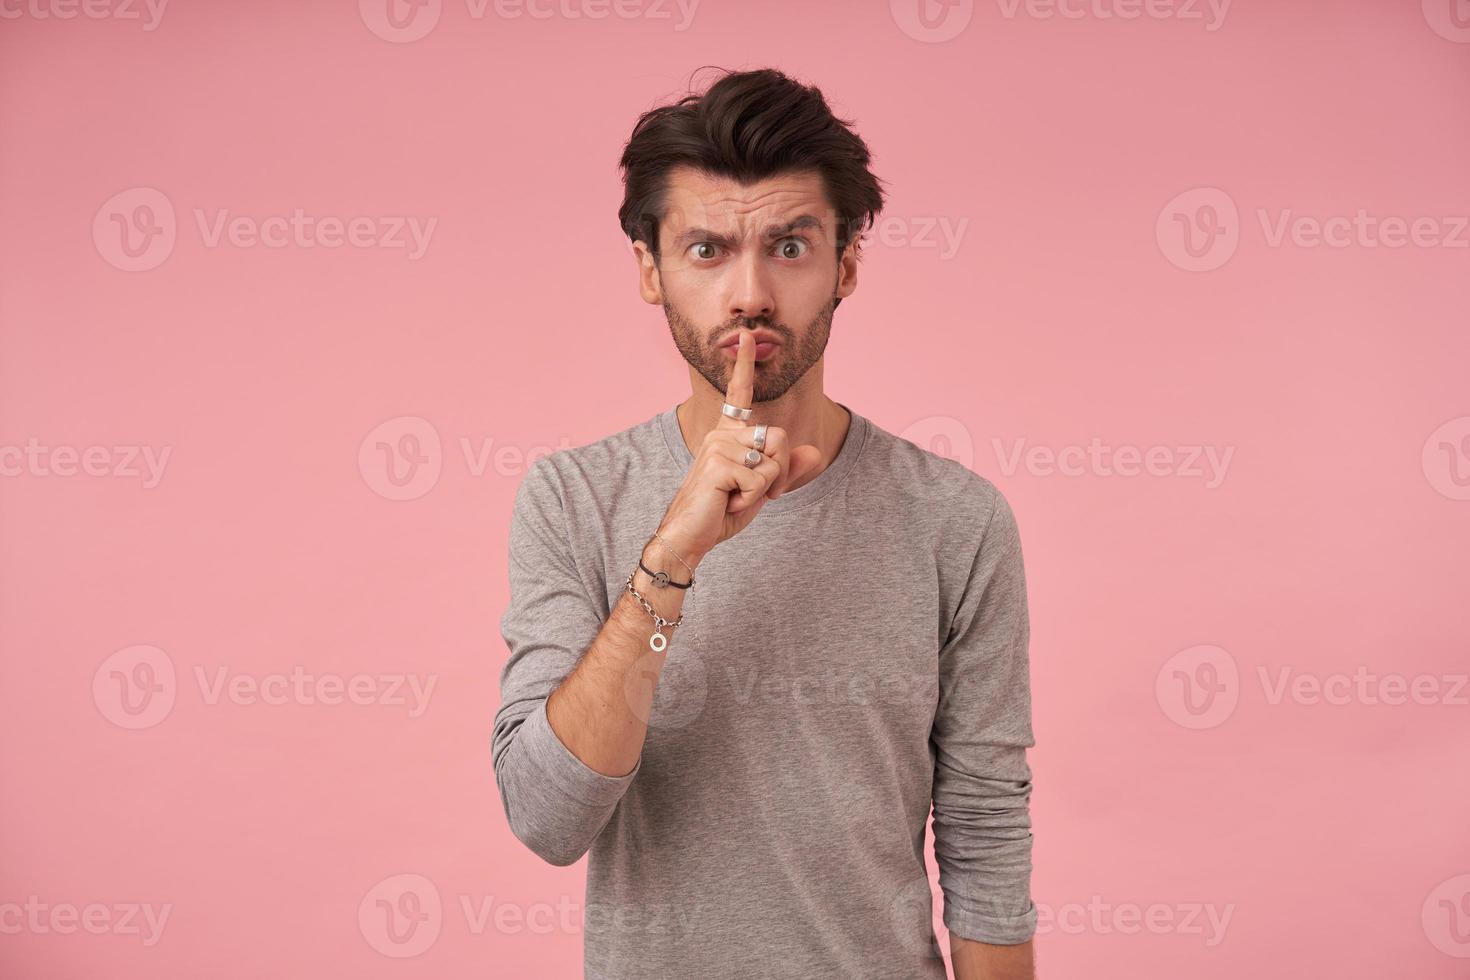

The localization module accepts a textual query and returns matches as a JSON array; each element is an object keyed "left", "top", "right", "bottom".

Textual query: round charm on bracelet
[{"left": 649, "top": 631, "right": 668, "bottom": 653}]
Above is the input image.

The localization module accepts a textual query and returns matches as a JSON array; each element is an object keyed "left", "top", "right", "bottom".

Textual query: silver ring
[
  {"left": 743, "top": 448, "right": 762, "bottom": 468},
  {"left": 721, "top": 402, "right": 753, "bottom": 422},
  {"left": 752, "top": 424, "right": 767, "bottom": 453}
]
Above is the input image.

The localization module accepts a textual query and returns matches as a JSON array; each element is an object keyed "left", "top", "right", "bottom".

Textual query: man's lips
[
  {"left": 721, "top": 341, "right": 779, "bottom": 361},
  {"left": 718, "top": 330, "right": 781, "bottom": 361}
]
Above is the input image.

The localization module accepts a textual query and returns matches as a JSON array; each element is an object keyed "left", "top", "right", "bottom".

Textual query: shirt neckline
[{"left": 658, "top": 400, "right": 869, "bottom": 515}]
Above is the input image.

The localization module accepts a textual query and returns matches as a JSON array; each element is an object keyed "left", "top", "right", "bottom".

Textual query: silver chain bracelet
[{"left": 625, "top": 571, "right": 684, "bottom": 652}]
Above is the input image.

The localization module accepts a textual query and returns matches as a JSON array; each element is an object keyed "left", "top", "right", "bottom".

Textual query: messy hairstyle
[{"left": 617, "top": 67, "right": 887, "bottom": 305}]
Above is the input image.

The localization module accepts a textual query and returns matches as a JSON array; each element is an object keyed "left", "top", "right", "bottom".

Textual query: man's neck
[{"left": 674, "top": 376, "right": 851, "bottom": 496}]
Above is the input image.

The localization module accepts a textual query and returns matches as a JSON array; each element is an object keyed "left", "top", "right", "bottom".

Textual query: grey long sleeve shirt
[{"left": 492, "top": 402, "right": 1037, "bottom": 979}]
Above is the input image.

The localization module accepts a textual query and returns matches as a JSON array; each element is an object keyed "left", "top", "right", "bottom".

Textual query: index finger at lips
[{"left": 716, "top": 331, "right": 755, "bottom": 430}]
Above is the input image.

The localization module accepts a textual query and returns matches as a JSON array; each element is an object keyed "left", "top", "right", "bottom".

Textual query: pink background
[{"left": 2, "top": 1, "right": 1468, "bottom": 977}]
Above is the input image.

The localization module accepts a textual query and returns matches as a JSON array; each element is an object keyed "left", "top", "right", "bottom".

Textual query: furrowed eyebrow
[
  {"left": 670, "top": 214, "right": 825, "bottom": 251},
  {"left": 761, "top": 214, "right": 823, "bottom": 240}
]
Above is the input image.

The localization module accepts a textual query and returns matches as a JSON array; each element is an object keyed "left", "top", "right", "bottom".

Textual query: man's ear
[
  {"left": 633, "top": 240, "right": 663, "bottom": 305},
  {"left": 835, "top": 242, "right": 858, "bottom": 301}
]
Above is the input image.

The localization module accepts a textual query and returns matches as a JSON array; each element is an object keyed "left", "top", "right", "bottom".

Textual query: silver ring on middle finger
[
  {"left": 743, "top": 448, "right": 762, "bottom": 468},
  {"left": 752, "top": 424, "right": 768, "bottom": 453}
]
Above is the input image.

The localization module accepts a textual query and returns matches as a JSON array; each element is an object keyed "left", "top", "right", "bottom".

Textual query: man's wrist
[
  {"left": 627, "top": 536, "right": 696, "bottom": 626},
  {"left": 643, "top": 531, "right": 705, "bottom": 576}
]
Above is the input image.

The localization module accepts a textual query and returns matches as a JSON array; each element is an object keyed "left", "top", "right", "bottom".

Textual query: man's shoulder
[
  {"left": 520, "top": 408, "right": 671, "bottom": 498},
  {"left": 860, "top": 412, "right": 1011, "bottom": 526}
]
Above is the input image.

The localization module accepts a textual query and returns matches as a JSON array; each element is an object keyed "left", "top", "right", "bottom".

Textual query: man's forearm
[
  {"left": 949, "top": 934, "right": 1034, "bottom": 980},
  {"left": 543, "top": 535, "right": 701, "bottom": 777}
]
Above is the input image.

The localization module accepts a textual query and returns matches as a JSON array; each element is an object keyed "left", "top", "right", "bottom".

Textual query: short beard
[{"left": 663, "top": 295, "right": 835, "bottom": 403}]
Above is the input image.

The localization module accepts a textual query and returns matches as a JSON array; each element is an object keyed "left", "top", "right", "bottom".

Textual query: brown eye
[
  {"left": 691, "top": 243, "right": 718, "bottom": 260},
  {"left": 777, "top": 238, "right": 808, "bottom": 259}
]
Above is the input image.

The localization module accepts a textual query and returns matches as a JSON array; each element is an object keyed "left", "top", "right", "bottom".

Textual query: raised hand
[{"left": 654, "top": 331, "right": 822, "bottom": 566}]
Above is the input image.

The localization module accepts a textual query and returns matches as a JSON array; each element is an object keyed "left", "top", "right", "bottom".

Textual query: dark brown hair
[{"left": 617, "top": 67, "right": 887, "bottom": 293}]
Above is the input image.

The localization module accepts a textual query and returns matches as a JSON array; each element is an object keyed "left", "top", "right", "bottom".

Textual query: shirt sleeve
[
  {"left": 492, "top": 456, "right": 642, "bottom": 867},
  {"left": 931, "top": 485, "right": 1038, "bottom": 944}
]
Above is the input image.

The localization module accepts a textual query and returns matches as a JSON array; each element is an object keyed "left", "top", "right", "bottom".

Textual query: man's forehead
[{"left": 660, "top": 166, "right": 833, "bottom": 233}]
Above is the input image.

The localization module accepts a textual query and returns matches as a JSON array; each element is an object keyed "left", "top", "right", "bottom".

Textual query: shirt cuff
[
  {"left": 944, "top": 900, "right": 1038, "bottom": 946},
  {"left": 514, "top": 698, "right": 642, "bottom": 806}
]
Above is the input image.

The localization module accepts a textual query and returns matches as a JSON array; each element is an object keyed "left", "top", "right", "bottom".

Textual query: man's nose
[{"left": 727, "top": 250, "right": 774, "bottom": 321}]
